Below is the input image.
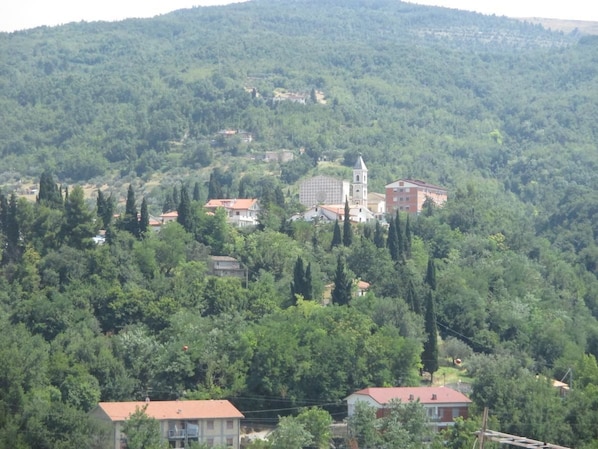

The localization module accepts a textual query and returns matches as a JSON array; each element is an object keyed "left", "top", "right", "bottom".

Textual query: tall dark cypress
[
  {"left": 139, "top": 197, "right": 150, "bottom": 236},
  {"left": 422, "top": 290, "right": 439, "bottom": 383},
  {"left": 343, "top": 198, "right": 353, "bottom": 247},
  {"left": 208, "top": 172, "right": 223, "bottom": 200},
  {"left": 374, "top": 220, "right": 385, "bottom": 249},
  {"left": 4, "top": 193, "right": 21, "bottom": 263},
  {"left": 304, "top": 262, "right": 313, "bottom": 301},
  {"left": 291, "top": 256, "right": 306, "bottom": 304},
  {"left": 97, "top": 190, "right": 114, "bottom": 229},
  {"left": 395, "top": 210, "right": 404, "bottom": 260},
  {"left": 331, "top": 255, "right": 352, "bottom": 306},
  {"left": 331, "top": 219, "right": 342, "bottom": 249},
  {"left": 387, "top": 217, "right": 399, "bottom": 261},
  {"left": 193, "top": 181, "right": 201, "bottom": 202},
  {"left": 177, "top": 184, "right": 193, "bottom": 233},
  {"left": 122, "top": 184, "right": 139, "bottom": 237},
  {"left": 425, "top": 257, "right": 437, "bottom": 291},
  {"left": 37, "top": 170, "right": 63, "bottom": 209},
  {"left": 405, "top": 214, "right": 412, "bottom": 258}
]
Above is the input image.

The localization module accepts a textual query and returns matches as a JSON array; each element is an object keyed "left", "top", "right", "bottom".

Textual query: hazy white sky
[{"left": 1, "top": 0, "right": 597, "bottom": 33}]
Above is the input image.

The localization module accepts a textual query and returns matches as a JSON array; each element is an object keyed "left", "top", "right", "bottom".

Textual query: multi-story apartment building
[
  {"left": 385, "top": 179, "right": 447, "bottom": 214},
  {"left": 91, "top": 399, "right": 244, "bottom": 449}
]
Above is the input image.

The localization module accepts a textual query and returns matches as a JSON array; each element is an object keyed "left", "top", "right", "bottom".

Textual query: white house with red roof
[
  {"left": 204, "top": 198, "right": 260, "bottom": 227},
  {"left": 346, "top": 387, "right": 470, "bottom": 431},
  {"left": 90, "top": 399, "right": 244, "bottom": 449},
  {"left": 297, "top": 203, "right": 376, "bottom": 223}
]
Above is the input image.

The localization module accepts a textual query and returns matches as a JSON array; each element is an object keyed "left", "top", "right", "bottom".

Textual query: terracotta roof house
[
  {"left": 204, "top": 198, "right": 260, "bottom": 227},
  {"left": 90, "top": 399, "right": 244, "bottom": 449},
  {"left": 346, "top": 387, "right": 470, "bottom": 432},
  {"left": 385, "top": 179, "right": 448, "bottom": 214}
]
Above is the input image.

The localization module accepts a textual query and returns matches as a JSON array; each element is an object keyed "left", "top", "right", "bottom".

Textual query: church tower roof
[{"left": 354, "top": 155, "right": 367, "bottom": 170}]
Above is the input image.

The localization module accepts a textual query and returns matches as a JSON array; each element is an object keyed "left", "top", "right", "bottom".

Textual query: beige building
[{"left": 90, "top": 399, "right": 244, "bottom": 449}]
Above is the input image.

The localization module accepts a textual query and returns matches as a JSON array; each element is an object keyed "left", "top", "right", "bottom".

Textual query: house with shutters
[
  {"left": 346, "top": 386, "right": 470, "bottom": 432},
  {"left": 204, "top": 198, "right": 260, "bottom": 227},
  {"left": 90, "top": 399, "right": 244, "bottom": 449}
]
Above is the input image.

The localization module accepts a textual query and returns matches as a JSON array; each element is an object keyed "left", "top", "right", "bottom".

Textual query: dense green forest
[{"left": 1, "top": 0, "right": 598, "bottom": 447}]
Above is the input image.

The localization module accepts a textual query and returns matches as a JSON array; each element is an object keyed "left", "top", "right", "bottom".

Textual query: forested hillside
[{"left": 1, "top": 0, "right": 598, "bottom": 448}]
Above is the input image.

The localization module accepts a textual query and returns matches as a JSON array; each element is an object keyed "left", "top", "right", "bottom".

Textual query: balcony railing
[{"left": 168, "top": 428, "right": 199, "bottom": 439}]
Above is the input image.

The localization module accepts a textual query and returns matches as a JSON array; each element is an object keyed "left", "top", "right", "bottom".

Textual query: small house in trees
[
  {"left": 385, "top": 179, "right": 448, "bottom": 214},
  {"left": 160, "top": 210, "right": 179, "bottom": 224},
  {"left": 346, "top": 387, "right": 470, "bottom": 432},
  {"left": 90, "top": 399, "right": 244, "bottom": 449},
  {"left": 209, "top": 256, "right": 248, "bottom": 282},
  {"left": 204, "top": 198, "right": 260, "bottom": 227}
]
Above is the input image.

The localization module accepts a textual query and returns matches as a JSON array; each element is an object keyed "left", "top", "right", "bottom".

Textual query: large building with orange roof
[
  {"left": 90, "top": 399, "right": 244, "bottom": 449},
  {"left": 346, "top": 386, "right": 470, "bottom": 432}
]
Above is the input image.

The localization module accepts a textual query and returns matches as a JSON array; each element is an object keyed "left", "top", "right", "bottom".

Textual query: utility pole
[{"left": 480, "top": 407, "right": 488, "bottom": 449}]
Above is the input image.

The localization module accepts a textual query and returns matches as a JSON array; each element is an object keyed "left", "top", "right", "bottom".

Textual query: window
[
  {"left": 405, "top": 188, "right": 410, "bottom": 192},
  {"left": 405, "top": 197, "right": 410, "bottom": 201},
  {"left": 399, "top": 188, "right": 404, "bottom": 192},
  {"left": 399, "top": 197, "right": 403, "bottom": 202},
  {"left": 226, "top": 420, "right": 234, "bottom": 430},
  {"left": 393, "top": 188, "right": 398, "bottom": 192},
  {"left": 207, "top": 438, "right": 214, "bottom": 447},
  {"left": 207, "top": 420, "right": 214, "bottom": 430},
  {"left": 356, "top": 175, "right": 360, "bottom": 182},
  {"left": 226, "top": 437, "right": 234, "bottom": 446},
  {"left": 452, "top": 408, "right": 461, "bottom": 419}
]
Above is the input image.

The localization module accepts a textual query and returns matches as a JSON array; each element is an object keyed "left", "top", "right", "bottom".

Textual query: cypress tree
[
  {"left": 172, "top": 185, "right": 180, "bottom": 210},
  {"left": 387, "top": 217, "right": 399, "bottom": 261},
  {"left": 405, "top": 214, "right": 412, "bottom": 258},
  {"left": 331, "top": 219, "right": 342, "bottom": 249},
  {"left": 37, "top": 170, "right": 63, "bottom": 209},
  {"left": 139, "top": 197, "right": 150, "bottom": 236},
  {"left": 208, "top": 172, "right": 223, "bottom": 200},
  {"left": 177, "top": 184, "right": 193, "bottom": 233},
  {"left": 96, "top": 189, "right": 115, "bottom": 229},
  {"left": 291, "top": 256, "right": 306, "bottom": 304},
  {"left": 3, "top": 193, "right": 21, "bottom": 263},
  {"left": 62, "top": 185, "right": 96, "bottom": 250},
  {"left": 422, "top": 290, "right": 439, "bottom": 383},
  {"left": 122, "top": 184, "right": 139, "bottom": 237},
  {"left": 162, "top": 192, "right": 175, "bottom": 213},
  {"left": 193, "top": 181, "right": 201, "bottom": 202},
  {"left": 304, "top": 262, "right": 313, "bottom": 301},
  {"left": 425, "top": 257, "right": 437, "bottom": 291},
  {"left": 331, "top": 255, "right": 352, "bottom": 306},
  {"left": 395, "top": 210, "right": 404, "bottom": 260},
  {"left": 343, "top": 198, "right": 353, "bottom": 247},
  {"left": 374, "top": 220, "right": 385, "bottom": 249}
]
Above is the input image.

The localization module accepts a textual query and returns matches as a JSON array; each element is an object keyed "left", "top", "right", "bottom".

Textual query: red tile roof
[
  {"left": 350, "top": 387, "right": 470, "bottom": 405},
  {"left": 96, "top": 400, "right": 244, "bottom": 422},
  {"left": 205, "top": 199, "right": 257, "bottom": 210}
]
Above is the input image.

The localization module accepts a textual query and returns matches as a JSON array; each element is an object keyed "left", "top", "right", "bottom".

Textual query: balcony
[{"left": 168, "top": 427, "right": 199, "bottom": 439}]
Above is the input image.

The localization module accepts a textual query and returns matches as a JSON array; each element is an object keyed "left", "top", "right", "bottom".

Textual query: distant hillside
[{"left": 518, "top": 17, "right": 598, "bottom": 35}]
